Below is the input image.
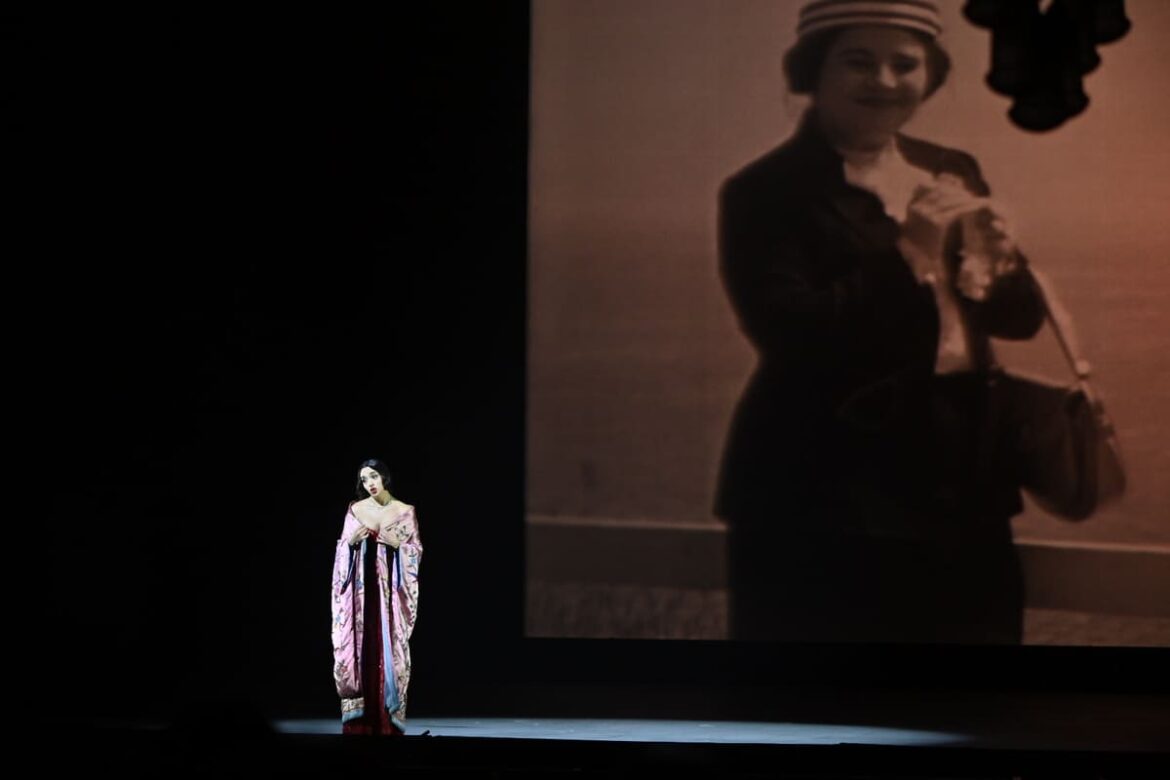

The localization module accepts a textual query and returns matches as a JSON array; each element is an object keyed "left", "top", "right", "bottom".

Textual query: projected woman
[
  {"left": 331, "top": 459, "right": 422, "bottom": 734},
  {"left": 715, "top": 1, "right": 1044, "bottom": 643}
]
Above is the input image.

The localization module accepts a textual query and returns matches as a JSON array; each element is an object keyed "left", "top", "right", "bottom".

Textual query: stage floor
[
  {"left": 276, "top": 717, "right": 970, "bottom": 746},
  {"left": 38, "top": 706, "right": 1170, "bottom": 777},
  {"left": 261, "top": 713, "right": 1169, "bottom": 776}
]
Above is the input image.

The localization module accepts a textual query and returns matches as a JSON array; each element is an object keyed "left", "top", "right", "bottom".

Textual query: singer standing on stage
[{"left": 331, "top": 459, "right": 422, "bottom": 734}]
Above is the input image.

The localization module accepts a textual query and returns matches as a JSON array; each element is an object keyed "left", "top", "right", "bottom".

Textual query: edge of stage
[{"left": 37, "top": 683, "right": 1170, "bottom": 777}]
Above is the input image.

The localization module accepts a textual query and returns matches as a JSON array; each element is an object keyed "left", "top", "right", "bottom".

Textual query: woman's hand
[
  {"left": 900, "top": 174, "right": 1020, "bottom": 296},
  {"left": 955, "top": 205, "right": 1021, "bottom": 301},
  {"left": 901, "top": 177, "right": 986, "bottom": 265},
  {"left": 349, "top": 498, "right": 385, "bottom": 545},
  {"left": 347, "top": 524, "right": 373, "bottom": 547},
  {"left": 964, "top": 204, "right": 1017, "bottom": 259}
]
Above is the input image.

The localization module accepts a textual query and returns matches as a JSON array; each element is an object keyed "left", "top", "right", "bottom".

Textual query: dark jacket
[{"left": 714, "top": 114, "right": 1044, "bottom": 537}]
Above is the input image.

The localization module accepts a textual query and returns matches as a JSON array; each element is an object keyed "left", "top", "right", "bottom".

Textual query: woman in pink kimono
[{"left": 331, "top": 459, "right": 422, "bottom": 735}]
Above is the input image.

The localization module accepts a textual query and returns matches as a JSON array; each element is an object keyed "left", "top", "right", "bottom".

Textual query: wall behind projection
[{"left": 526, "top": 0, "right": 1170, "bottom": 642}]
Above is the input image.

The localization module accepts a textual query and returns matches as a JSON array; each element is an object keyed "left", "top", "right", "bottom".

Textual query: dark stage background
[
  {"left": 24, "top": 4, "right": 1169, "bottom": 730},
  {"left": 30, "top": 6, "right": 528, "bottom": 723}
]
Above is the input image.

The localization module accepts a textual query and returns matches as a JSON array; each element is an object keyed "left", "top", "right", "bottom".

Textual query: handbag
[{"left": 984, "top": 271, "right": 1126, "bottom": 520}]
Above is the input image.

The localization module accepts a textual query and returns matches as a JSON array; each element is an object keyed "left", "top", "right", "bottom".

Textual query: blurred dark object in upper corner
[{"left": 963, "top": 0, "right": 1131, "bottom": 131}]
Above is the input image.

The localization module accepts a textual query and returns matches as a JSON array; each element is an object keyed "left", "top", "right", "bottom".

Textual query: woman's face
[
  {"left": 360, "top": 467, "right": 385, "bottom": 498},
  {"left": 814, "top": 26, "right": 930, "bottom": 149}
]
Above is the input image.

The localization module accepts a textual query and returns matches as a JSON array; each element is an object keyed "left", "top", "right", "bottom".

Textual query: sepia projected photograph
[{"left": 525, "top": 0, "right": 1170, "bottom": 645}]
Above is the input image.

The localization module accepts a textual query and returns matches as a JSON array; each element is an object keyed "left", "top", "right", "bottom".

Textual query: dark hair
[
  {"left": 354, "top": 458, "right": 393, "bottom": 500},
  {"left": 783, "top": 27, "right": 951, "bottom": 97}
]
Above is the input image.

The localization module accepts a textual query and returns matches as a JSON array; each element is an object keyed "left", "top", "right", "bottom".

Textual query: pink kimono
[{"left": 331, "top": 500, "right": 422, "bottom": 732}]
